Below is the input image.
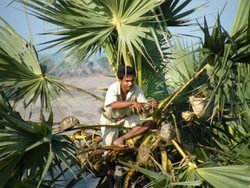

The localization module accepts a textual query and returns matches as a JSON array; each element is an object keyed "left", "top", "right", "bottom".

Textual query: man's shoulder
[
  {"left": 107, "top": 82, "right": 120, "bottom": 94},
  {"left": 132, "top": 84, "right": 143, "bottom": 92},
  {"left": 109, "top": 82, "right": 119, "bottom": 89}
]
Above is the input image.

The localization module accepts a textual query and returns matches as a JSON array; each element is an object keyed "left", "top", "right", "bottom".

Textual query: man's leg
[
  {"left": 113, "top": 120, "right": 153, "bottom": 147},
  {"left": 100, "top": 114, "right": 119, "bottom": 146},
  {"left": 106, "top": 162, "right": 115, "bottom": 188}
]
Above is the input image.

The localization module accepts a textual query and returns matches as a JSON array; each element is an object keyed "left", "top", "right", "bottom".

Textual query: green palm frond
[
  {"left": 0, "top": 17, "right": 72, "bottom": 115},
  {"left": 0, "top": 100, "right": 79, "bottom": 187},
  {"left": 196, "top": 13, "right": 250, "bottom": 120},
  {"left": 231, "top": 0, "right": 250, "bottom": 35},
  {"left": 140, "top": 64, "right": 168, "bottom": 101},
  {"left": 197, "top": 165, "right": 250, "bottom": 188},
  {"left": 16, "top": 0, "right": 203, "bottom": 69},
  {"left": 166, "top": 37, "right": 206, "bottom": 90},
  {"left": 119, "top": 160, "right": 204, "bottom": 187},
  {"left": 16, "top": 0, "right": 207, "bottom": 104},
  {"left": 18, "top": 0, "right": 162, "bottom": 65},
  {"left": 158, "top": 0, "right": 207, "bottom": 27},
  {"left": 119, "top": 160, "right": 171, "bottom": 186},
  {"left": 230, "top": 26, "right": 250, "bottom": 63},
  {"left": 177, "top": 161, "right": 250, "bottom": 188}
]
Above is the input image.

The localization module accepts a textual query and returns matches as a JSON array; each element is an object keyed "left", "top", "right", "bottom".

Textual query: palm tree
[
  {"left": 0, "top": 0, "right": 250, "bottom": 187},
  {"left": 16, "top": 0, "right": 203, "bottom": 100}
]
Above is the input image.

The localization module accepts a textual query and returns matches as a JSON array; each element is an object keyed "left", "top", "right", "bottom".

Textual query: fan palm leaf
[
  {"left": 197, "top": 165, "right": 250, "bottom": 188},
  {"left": 16, "top": 0, "right": 202, "bottom": 82},
  {"left": 0, "top": 17, "right": 72, "bottom": 115},
  {"left": 0, "top": 94, "right": 80, "bottom": 187},
  {"left": 18, "top": 0, "right": 162, "bottom": 66}
]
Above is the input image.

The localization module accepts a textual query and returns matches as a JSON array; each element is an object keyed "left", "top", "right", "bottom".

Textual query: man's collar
[{"left": 118, "top": 83, "right": 135, "bottom": 99}]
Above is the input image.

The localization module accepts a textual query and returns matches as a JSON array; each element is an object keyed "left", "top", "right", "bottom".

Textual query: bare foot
[
  {"left": 94, "top": 135, "right": 102, "bottom": 143},
  {"left": 113, "top": 138, "right": 127, "bottom": 148}
]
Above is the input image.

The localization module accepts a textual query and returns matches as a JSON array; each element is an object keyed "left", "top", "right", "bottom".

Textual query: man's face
[{"left": 119, "top": 75, "right": 134, "bottom": 93}]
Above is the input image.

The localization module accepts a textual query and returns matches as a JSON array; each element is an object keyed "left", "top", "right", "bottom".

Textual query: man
[{"left": 100, "top": 66, "right": 158, "bottom": 148}]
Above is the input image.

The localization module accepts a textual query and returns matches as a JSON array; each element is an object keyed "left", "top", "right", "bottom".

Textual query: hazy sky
[{"left": 0, "top": 0, "right": 239, "bottom": 54}]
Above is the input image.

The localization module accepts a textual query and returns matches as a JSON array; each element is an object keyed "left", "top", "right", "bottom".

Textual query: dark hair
[{"left": 117, "top": 66, "right": 136, "bottom": 80}]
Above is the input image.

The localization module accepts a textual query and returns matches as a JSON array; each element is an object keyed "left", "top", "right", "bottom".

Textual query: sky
[{"left": 0, "top": 0, "right": 239, "bottom": 55}]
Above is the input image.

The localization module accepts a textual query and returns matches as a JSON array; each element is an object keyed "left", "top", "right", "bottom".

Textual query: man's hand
[
  {"left": 151, "top": 98, "right": 158, "bottom": 109},
  {"left": 133, "top": 101, "right": 145, "bottom": 113}
]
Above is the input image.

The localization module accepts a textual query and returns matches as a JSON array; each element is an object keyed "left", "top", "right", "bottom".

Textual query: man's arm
[{"left": 110, "top": 101, "right": 145, "bottom": 113}]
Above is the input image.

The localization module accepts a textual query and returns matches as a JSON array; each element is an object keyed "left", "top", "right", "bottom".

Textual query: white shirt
[{"left": 102, "top": 82, "right": 147, "bottom": 119}]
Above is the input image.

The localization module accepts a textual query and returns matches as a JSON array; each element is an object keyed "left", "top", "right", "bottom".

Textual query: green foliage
[
  {"left": 1, "top": 0, "right": 250, "bottom": 187},
  {"left": 0, "top": 17, "right": 73, "bottom": 116},
  {"left": 15, "top": 0, "right": 199, "bottom": 89},
  {"left": 197, "top": 165, "right": 250, "bottom": 188},
  {"left": 0, "top": 93, "right": 80, "bottom": 188}
]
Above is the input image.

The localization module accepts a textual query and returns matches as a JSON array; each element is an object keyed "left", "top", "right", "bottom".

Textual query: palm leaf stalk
[
  {"left": 152, "top": 63, "right": 209, "bottom": 125},
  {"left": 122, "top": 168, "right": 136, "bottom": 188},
  {"left": 60, "top": 82, "right": 105, "bottom": 102},
  {"left": 159, "top": 143, "right": 168, "bottom": 171}
]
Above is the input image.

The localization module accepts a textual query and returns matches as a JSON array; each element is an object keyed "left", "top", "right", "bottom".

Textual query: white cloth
[{"left": 100, "top": 82, "right": 148, "bottom": 145}]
